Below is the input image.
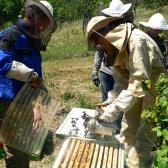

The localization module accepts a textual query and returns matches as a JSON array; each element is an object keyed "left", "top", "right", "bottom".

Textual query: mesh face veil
[
  {"left": 25, "top": 0, "right": 57, "bottom": 50},
  {"left": 92, "top": 30, "right": 119, "bottom": 67}
]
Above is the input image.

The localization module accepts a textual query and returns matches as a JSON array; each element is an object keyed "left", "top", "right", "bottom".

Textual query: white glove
[{"left": 98, "top": 103, "right": 119, "bottom": 122}]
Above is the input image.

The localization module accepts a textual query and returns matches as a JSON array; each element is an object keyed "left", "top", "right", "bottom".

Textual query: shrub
[
  {"left": 0, "top": 0, "right": 22, "bottom": 27},
  {"left": 61, "top": 89, "right": 76, "bottom": 101},
  {"left": 143, "top": 73, "right": 168, "bottom": 168}
]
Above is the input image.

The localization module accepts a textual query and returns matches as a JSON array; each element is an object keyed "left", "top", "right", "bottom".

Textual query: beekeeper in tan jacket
[{"left": 87, "top": 0, "right": 164, "bottom": 167}]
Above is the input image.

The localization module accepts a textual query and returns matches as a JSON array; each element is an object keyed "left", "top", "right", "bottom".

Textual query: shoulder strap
[{"left": 126, "top": 25, "right": 135, "bottom": 54}]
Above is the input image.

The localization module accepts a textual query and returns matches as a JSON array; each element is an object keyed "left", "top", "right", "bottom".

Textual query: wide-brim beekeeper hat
[
  {"left": 87, "top": 16, "right": 120, "bottom": 50},
  {"left": 139, "top": 13, "right": 168, "bottom": 30},
  {"left": 25, "top": 0, "right": 57, "bottom": 48},
  {"left": 101, "top": 0, "right": 132, "bottom": 17}
]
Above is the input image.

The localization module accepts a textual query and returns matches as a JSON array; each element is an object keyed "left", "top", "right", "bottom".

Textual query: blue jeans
[{"left": 99, "top": 71, "right": 114, "bottom": 101}]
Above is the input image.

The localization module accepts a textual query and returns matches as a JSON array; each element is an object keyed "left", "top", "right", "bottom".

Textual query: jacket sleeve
[
  {"left": 0, "top": 49, "right": 38, "bottom": 82},
  {"left": 127, "top": 34, "right": 151, "bottom": 97},
  {"left": 0, "top": 50, "right": 14, "bottom": 75},
  {"left": 92, "top": 47, "right": 104, "bottom": 75},
  {"left": 6, "top": 60, "right": 38, "bottom": 82},
  {"left": 0, "top": 28, "right": 38, "bottom": 82}
]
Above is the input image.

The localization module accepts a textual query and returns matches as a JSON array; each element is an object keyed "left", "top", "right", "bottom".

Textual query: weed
[
  {"left": 75, "top": 92, "right": 96, "bottom": 109},
  {"left": 60, "top": 89, "right": 75, "bottom": 101}
]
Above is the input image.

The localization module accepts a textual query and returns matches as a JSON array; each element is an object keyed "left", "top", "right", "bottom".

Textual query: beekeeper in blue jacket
[{"left": 0, "top": 0, "right": 56, "bottom": 167}]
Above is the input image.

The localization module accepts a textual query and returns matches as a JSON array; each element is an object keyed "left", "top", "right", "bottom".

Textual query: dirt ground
[{"left": 0, "top": 56, "right": 101, "bottom": 168}]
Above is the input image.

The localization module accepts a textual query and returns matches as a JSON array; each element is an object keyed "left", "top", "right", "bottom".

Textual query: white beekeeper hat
[
  {"left": 101, "top": 0, "right": 132, "bottom": 17},
  {"left": 139, "top": 13, "right": 168, "bottom": 30}
]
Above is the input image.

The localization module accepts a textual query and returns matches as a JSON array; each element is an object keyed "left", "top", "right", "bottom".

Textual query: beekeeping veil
[
  {"left": 87, "top": 16, "right": 125, "bottom": 66},
  {"left": 87, "top": 12, "right": 134, "bottom": 66},
  {"left": 25, "top": 0, "right": 57, "bottom": 51}
]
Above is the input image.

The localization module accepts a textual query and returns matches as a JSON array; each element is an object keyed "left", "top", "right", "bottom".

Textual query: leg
[
  {"left": 119, "top": 99, "right": 142, "bottom": 168},
  {"left": 130, "top": 119, "right": 156, "bottom": 168},
  {"left": 120, "top": 98, "right": 143, "bottom": 147},
  {"left": 115, "top": 112, "right": 123, "bottom": 134},
  {"left": 125, "top": 89, "right": 157, "bottom": 168},
  {"left": 120, "top": 98, "right": 143, "bottom": 167},
  {"left": 4, "top": 145, "right": 30, "bottom": 168},
  {"left": 126, "top": 120, "right": 155, "bottom": 168},
  {"left": 99, "top": 71, "right": 114, "bottom": 101}
]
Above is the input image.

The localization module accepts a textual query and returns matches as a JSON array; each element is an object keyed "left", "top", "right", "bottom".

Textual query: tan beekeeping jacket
[{"left": 105, "top": 23, "right": 164, "bottom": 112}]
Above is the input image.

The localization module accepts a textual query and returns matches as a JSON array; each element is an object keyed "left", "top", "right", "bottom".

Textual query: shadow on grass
[
  {"left": 40, "top": 131, "right": 55, "bottom": 158},
  {"left": 31, "top": 130, "right": 55, "bottom": 161}
]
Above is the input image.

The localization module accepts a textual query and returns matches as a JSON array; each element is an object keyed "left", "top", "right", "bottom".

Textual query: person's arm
[
  {"left": 99, "top": 34, "right": 156, "bottom": 122},
  {"left": 111, "top": 36, "right": 149, "bottom": 112},
  {"left": 0, "top": 49, "right": 41, "bottom": 90},
  {"left": 6, "top": 60, "right": 38, "bottom": 82},
  {"left": 92, "top": 46, "right": 104, "bottom": 87},
  {"left": 0, "top": 27, "right": 39, "bottom": 83}
]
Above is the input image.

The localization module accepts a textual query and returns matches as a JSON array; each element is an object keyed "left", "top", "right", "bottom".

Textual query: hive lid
[
  {"left": 56, "top": 108, "right": 97, "bottom": 138},
  {"left": 0, "top": 83, "right": 58, "bottom": 156}
]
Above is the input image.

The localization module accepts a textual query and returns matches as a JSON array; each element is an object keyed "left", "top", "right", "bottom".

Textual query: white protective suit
[{"left": 101, "top": 23, "right": 164, "bottom": 167}]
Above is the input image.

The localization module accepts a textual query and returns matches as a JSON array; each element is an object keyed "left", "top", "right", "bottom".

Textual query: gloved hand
[
  {"left": 92, "top": 73, "right": 100, "bottom": 87},
  {"left": 98, "top": 103, "right": 119, "bottom": 123}
]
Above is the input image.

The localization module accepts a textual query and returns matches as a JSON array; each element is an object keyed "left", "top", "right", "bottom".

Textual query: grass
[
  {"left": 42, "top": 6, "right": 168, "bottom": 61},
  {"left": 42, "top": 20, "right": 92, "bottom": 61},
  {"left": 60, "top": 89, "right": 76, "bottom": 101},
  {"left": 42, "top": 56, "right": 101, "bottom": 108},
  {"left": 60, "top": 89, "right": 96, "bottom": 109}
]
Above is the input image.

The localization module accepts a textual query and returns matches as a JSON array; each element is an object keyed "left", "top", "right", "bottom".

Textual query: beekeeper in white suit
[
  {"left": 139, "top": 13, "right": 168, "bottom": 73},
  {"left": 87, "top": 0, "right": 164, "bottom": 167},
  {"left": 139, "top": 13, "right": 168, "bottom": 54}
]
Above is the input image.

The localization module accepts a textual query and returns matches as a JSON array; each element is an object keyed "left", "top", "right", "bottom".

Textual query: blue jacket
[{"left": 0, "top": 22, "right": 42, "bottom": 101}]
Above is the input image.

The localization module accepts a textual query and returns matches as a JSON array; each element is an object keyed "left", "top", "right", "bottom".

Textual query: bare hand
[{"left": 33, "top": 105, "right": 42, "bottom": 130}]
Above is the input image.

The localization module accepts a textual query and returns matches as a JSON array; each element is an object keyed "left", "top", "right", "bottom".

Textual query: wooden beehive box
[{"left": 53, "top": 137, "right": 124, "bottom": 168}]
